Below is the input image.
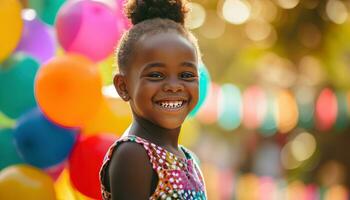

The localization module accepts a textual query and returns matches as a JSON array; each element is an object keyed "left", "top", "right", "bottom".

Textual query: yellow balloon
[
  {"left": 82, "top": 96, "right": 132, "bottom": 136},
  {"left": 98, "top": 54, "right": 117, "bottom": 86},
  {"left": 0, "top": 164, "right": 56, "bottom": 200},
  {"left": 0, "top": 0, "right": 23, "bottom": 62},
  {"left": 179, "top": 118, "right": 200, "bottom": 147},
  {"left": 55, "top": 169, "right": 93, "bottom": 200}
]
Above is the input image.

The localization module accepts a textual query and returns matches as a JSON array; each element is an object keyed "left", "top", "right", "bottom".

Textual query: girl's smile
[{"left": 154, "top": 98, "right": 188, "bottom": 112}]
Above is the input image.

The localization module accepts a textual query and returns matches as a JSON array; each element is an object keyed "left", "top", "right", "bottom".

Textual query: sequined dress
[{"left": 99, "top": 135, "right": 207, "bottom": 200}]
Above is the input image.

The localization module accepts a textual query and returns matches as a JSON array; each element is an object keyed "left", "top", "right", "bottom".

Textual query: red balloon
[{"left": 69, "top": 134, "right": 117, "bottom": 199}]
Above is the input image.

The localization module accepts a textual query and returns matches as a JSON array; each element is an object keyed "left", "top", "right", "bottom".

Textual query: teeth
[{"left": 159, "top": 101, "right": 184, "bottom": 109}]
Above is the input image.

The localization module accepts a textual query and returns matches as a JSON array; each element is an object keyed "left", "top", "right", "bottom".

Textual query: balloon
[
  {"left": 0, "top": 129, "right": 24, "bottom": 170},
  {"left": 35, "top": 54, "right": 102, "bottom": 127},
  {"left": 15, "top": 9, "right": 56, "bottom": 63},
  {"left": 69, "top": 134, "right": 117, "bottom": 199},
  {"left": 0, "top": 53, "right": 39, "bottom": 119},
  {"left": 98, "top": 0, "right": 131, "bottom": 31},
  {"left": 14, "top": 107, "right": 77, "bottom": 168},
  {"left": 189, "top": 63, "right": 211, "bottom": 117},
  {"left": 28, "top": 0, "right": 65, "bottom": 25},
  {"left": 179, "top": 118, "right": 200, "bottom": 148},
  {"left": 0, "top": 165, "right": 56, "bottom": 200},
  {"left": 98, "top": 54, "right": 116, "bottom": 86},
  {"left": 114, "top": 0, "right": 132, "bottom": 30},
  {"left": 55, "top": 169, "right": 95, "bottom": 200},
  {"left": 0, "top": 0, "right": 23, "bottom": 62},
  {"left": 82, "top": 96, "right": 132, "bottom": 136},
  {"left": 56, "top": 0, "right": 122, "bottom": 61}
]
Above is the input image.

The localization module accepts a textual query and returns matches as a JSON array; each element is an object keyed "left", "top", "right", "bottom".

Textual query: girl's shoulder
[{"left": 100, "top": 135, "right": 156, "bottom": 199}]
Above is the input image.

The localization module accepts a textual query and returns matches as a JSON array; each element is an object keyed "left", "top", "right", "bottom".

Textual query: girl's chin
[{"left": 155, "top": 119, "right": 185, "bottom": 130}]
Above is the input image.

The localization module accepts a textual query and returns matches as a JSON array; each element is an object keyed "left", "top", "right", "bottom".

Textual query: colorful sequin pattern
[{"left": 100, "top": 135, "right": 207, "bottom": 200}]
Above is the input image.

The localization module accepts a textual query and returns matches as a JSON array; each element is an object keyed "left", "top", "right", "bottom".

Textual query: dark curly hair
[{"left": 116, "top": 0, "right": 200, "bottom": 73}]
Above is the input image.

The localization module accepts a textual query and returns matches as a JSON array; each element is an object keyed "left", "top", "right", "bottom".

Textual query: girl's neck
[{"left": 128, "top": 114, "right": 182, "bottom": 150}]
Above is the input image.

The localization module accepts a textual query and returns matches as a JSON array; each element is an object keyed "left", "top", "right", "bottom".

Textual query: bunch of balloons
[{"left": 0, "top": 0, "right": 211, "bottom": 199}]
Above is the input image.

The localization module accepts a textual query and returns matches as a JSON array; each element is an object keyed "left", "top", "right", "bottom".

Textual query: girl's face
[{"left": 119, "top": 32, "right": 199, "bottom": 129}]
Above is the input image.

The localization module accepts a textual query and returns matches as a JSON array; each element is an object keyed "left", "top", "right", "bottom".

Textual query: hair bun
[{"left": 125, "top": 0, "right": 189, "bottom": 25}]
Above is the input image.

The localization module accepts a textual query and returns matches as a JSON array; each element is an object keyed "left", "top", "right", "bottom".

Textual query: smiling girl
[{"left": 99, "top": 0, "right": 207, "bottom": 199}]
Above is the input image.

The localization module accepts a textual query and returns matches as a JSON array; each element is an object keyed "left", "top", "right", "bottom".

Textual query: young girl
[{"left": 99, "top": 0, "right": 207, "bottom": 199}]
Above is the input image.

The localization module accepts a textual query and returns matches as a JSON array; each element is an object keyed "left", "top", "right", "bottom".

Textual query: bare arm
[{"left": 109, "top": 142, "right": 154, "bottom": 200}]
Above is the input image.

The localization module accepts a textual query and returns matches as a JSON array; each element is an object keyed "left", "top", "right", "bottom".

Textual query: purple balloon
[{"left": 15, "top": 13, "right": 56, "bottom": 63}]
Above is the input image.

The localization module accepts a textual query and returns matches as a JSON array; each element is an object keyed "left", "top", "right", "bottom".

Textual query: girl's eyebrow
[
  {"left": 181, "top": 61, "right": 197, "bottom": 69},
  {"left": 142, "top": 62, "right": 166, "bottom": 71},
  {"left": 142, "top": 61, "right": 197, "bottom": 71}
]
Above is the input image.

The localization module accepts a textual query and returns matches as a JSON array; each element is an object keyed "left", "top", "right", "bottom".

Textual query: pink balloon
[
  {"left": 114, "top": 0, "right": 131, "bottom": 30},
  {"left": 56, "top": 0, "right": 122, "bottom": 61}
]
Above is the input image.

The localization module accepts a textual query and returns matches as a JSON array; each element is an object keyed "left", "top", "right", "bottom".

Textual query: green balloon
[
  {"left": 0, "top": 53, "right": 39, "bottom": 119},
  {"left": 189, "top": 63, "right": 211, "bottom": 117},
  {"left": 28, "top": 0, "right": 66, "bottom": 25},
  {"left": 0, "top": 128, "right": 24, "bottom": 170}
]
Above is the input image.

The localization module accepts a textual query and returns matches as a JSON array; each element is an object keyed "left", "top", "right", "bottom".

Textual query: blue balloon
[
  {"left": 0, "top": 128, "right": 24, "bottom": 170},
  {"left": 189, "top": 62, "right": 211, "bottom": 117},
  {"left": 14, "top": 107, "right": 78, "bottom": 168}
]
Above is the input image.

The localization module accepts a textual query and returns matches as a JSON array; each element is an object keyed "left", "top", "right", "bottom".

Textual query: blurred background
[{"left": 1, "top": 0, "right": 350, "bottom": 199}]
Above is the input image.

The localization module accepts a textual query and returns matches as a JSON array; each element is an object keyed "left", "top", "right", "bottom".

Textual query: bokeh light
[
  {"left": 315, "top": 88, "right": 338, "bottom": 131},
  {"left": 187, "top": 2, "right": 206, "bottom": 29},
  {"left": 276, "top": 0, "right": 300, "bottom": 9},
  {"left": 276, "top": 90, "right": 299, "bottom": 133},
  {"left": 218, "top": 84, "right": 242, "bottom": 131},
  {"left": 242, "top": 85, "right": 267, "bottom": 130},
  {"left": 291, "top": 132, "right": 316, "bottom": 161},
  {"left": 222, "top": 0, "right": 251, "bottom": 25},
  {"left": 326, "top": 0, "right": 348, "bottom": 24},
  {"left": 199, "top": 10, "right": 226, "bottom": 39},
  {"left": 245, "top": 19, "right": 273, "bottom": 42}
]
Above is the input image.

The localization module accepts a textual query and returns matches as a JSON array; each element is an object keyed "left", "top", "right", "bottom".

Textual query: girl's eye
[
  {"left": 180, "top": 72, "right": 197, "bottom": 80},
  {"left": 147, "top": 72, "right": 164, "bottom": 79}
]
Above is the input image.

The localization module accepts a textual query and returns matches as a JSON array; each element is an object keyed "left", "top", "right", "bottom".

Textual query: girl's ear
[{"left": 114, "top": 74, "right": 130, "bottom": 101}]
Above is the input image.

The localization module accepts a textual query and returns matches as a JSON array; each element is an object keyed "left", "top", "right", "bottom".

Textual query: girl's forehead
[
  {"left": 137, "top": 32, "right": 195, "bottom": 52},
  {"left": 133, "top": 33, "right": 197, "bottom": 62}
]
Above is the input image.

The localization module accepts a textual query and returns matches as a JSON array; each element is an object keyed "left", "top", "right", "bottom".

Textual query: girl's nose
[{"left": 163, "top": 79, "right": 184, "bottom": 93}]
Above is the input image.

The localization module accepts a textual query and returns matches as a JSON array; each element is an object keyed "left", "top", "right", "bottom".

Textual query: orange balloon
[
  {"left": 35, "top": 54, "right": 102, "bottom": 127},
  {"left": 82, "top": 96, "right": 132, "bottom": 136}
]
